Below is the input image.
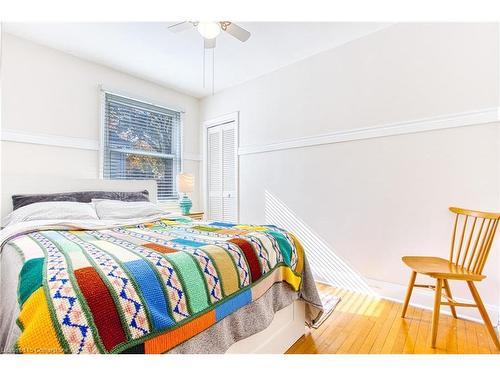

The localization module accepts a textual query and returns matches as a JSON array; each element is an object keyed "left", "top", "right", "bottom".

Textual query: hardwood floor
[{"left": 286, "top": 283, "right": 500, "bottom": 354}]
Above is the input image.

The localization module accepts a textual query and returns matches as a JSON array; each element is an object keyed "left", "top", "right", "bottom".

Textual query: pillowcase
[
  {"left": 2, "top": 201, "right": 99, "bottom": 226},
  {"left": 12, "top": 190, "right": 150, "bottom": 211},
  {"left": 92, "top": 199, "right": 167, "bottom": 220}
]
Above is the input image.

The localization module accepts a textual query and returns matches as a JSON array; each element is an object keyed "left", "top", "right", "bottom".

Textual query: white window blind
[{"left": 102, "top": 92, "right": 182, "bottom": 201}]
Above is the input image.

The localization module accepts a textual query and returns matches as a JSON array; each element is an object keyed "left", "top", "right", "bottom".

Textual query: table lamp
[{"left": 177, "top": 173, "right": 194, "bottom": 215}]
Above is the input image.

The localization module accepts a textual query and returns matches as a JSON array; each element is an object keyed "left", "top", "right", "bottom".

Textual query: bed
[{"left": 0, "top": 176, "right": 322, "bottom": 354}]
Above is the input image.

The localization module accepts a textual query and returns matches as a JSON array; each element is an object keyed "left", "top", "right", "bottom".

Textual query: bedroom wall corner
[
  {"left": 0, "top": 33, "right": 203, "bottom": 212},
  {"left": 200, "top": 23, "right": 500, "bottom": 323}
]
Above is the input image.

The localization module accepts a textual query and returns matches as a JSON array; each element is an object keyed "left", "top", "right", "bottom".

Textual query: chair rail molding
[
  {"left": 183, "top": 152, "right": 203, "bottom": 161},
  {"left": 1, "top": 129, "right": 203, "bottom": 161},
  {"left": 1, "top": 129, "right": 100, "bottom": 150},
  {"left": 238, "top": 107, "right": 500, "bottom": 156}
]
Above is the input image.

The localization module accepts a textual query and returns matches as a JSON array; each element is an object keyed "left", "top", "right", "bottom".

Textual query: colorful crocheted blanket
[{"left": 9, "top": 217, "right": 304, "bottom": 354}]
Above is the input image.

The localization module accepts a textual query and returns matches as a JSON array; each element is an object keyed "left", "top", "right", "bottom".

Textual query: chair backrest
[{"left": 449, "top": 207, "right": 500, "bottom": 275}]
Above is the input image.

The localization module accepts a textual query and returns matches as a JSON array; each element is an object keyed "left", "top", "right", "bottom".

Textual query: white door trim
[{"left": 203, "top": 112, "right": 240, "bottom": 222}]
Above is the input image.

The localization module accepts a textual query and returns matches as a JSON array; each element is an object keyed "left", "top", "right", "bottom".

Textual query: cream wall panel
[
  {"left": 202, "top": 23, "right": 498, "bottom": 146},
  {"left": 200, "top": 23, "right": 500, "bottom": 315}
]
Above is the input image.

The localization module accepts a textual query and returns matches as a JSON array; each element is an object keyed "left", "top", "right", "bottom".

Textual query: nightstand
[{"left": 185, "top": 211, "right": 204, "bottom": 220}]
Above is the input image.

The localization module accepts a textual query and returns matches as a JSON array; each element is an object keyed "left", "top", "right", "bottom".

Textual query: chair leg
[
  {"left": 443, "top": 279, "right": 458, "bottom": 318},
  {"left": 401, "top": 271, "right": 417, "bottom": 318},
  {"left": 467, "top": 281, "right": 500, "bottom": 351},
  {"left": 431, "top": 278, "right": 443, "bottom": 348}
]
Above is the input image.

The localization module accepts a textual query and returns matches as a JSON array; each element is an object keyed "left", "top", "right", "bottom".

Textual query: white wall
[
  {"left": 2, "top": 23, "right": 500, "bottom": 323},
  {"left": 0, "top": 33, "right": 202, "bottom": 210},
  {"left": 201, "top": 23, "right": 500, "bottom": 321}
]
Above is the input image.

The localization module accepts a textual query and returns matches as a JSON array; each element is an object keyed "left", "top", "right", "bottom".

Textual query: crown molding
[{"left": 238, "top": 107, "right": 500, "bottom": 156}]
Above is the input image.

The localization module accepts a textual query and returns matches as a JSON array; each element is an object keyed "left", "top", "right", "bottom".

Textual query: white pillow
[
  {"left": 92, "top": 199, "right": 167, "bottom": 220},
  {"left": 3, "top": 201, "right": 99, "bottom": 226}
]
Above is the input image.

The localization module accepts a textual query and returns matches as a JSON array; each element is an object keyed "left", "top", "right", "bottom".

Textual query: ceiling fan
[{"left": 168, "top": 21, "right": 251, "bottom": 49}]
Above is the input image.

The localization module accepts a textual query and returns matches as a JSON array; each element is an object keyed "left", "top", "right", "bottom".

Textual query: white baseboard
[
  {"left": 313, "top": 272, "right": 499, "bottom": 327},
  {"left": 365, "top": 277, "right": 499, "bottom": 326}
]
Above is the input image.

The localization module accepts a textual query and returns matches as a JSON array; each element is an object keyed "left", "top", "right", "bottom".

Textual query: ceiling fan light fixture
[{"left": 196, "top": 21, "right": 221, "bottom": 39}]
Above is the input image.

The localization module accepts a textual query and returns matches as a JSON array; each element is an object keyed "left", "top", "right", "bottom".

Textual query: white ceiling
[{"left": 4, "top": 22, "right": 391, "bottom": 98}]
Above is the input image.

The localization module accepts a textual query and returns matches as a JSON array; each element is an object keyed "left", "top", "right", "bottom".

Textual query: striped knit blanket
[{"left": 8, "top": 217, "right": 305, "bottom": 354}]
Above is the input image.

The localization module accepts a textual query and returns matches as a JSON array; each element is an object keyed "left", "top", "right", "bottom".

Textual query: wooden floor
[{"left": 286, "top": 283, "right": 500, "bottom": 354}]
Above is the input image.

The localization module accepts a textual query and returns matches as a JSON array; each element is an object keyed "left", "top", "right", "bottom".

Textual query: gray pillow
[
  {"left": 92, "top": 200, "right": 167, "bottom": 220},
  {"left": 12, "top": 190, "right": 150, "bottom": 211}
]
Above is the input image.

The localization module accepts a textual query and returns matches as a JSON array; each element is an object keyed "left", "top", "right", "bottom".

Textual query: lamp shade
[{"left": 177, "top": 173, "right": 195, "bottom": 193}]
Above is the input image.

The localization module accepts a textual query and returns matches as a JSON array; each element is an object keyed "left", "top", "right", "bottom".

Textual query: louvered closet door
[
  {"left": 221, "top": 126, "right": 237, "bottom": 222},
  {"left": 207, "top": 122, "right": 238, "bottom": 222},
  {"left": 207, "top": 128, "right": 223, "bottom": 221}
]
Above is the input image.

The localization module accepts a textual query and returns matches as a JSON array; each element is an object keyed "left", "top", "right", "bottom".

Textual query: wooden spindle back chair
[
  {"left": 401, "top": 207, "right": 500, "bottom": 350},
  {"left": 448, "top": 207, "right": 499, "bottom": 275}
]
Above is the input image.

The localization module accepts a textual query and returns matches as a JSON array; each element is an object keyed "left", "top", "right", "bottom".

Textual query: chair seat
[{"left": 402, "top": 256, "right": 486, "bottom": 281}]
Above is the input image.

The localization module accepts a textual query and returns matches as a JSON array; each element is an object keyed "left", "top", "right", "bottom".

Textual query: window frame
[{"left": 99, "top": 86, "right": 185, "bottom": 202}]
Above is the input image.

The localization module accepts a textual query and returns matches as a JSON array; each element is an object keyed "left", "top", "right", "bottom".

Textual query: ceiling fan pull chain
[
  {"left": 167, "top": 21, "right": 250, "bottom": 94},
  {"left": 212, "top": 46, "right": 215, "bottom": 96},
  {"left": 203, "top": 41, "right": 207, "bottom": 88}
]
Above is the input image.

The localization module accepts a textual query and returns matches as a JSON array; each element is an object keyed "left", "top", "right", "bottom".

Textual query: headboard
[{"left": 1, "top": 175, "right": 158, "bottom": 219}]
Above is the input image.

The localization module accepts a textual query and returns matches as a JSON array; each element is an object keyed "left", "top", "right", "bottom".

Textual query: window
[{"left": 101, "top": 92, "right": 182, "bottom": 201}]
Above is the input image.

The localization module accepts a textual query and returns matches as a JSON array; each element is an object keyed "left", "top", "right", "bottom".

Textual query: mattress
[{"left": 0, "top": 216, "right": 322, "bottom": 354}]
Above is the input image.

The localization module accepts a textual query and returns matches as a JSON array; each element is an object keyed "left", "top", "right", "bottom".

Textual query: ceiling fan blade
[
  {"left": 204, "top": 38, "right": 216, "bottom": 49},
  {"left": 168, "top": 22, "right": 193, "bottom": 33},
  {"left": 224, "top": 22, "right": 251, "bottom": 42}
]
